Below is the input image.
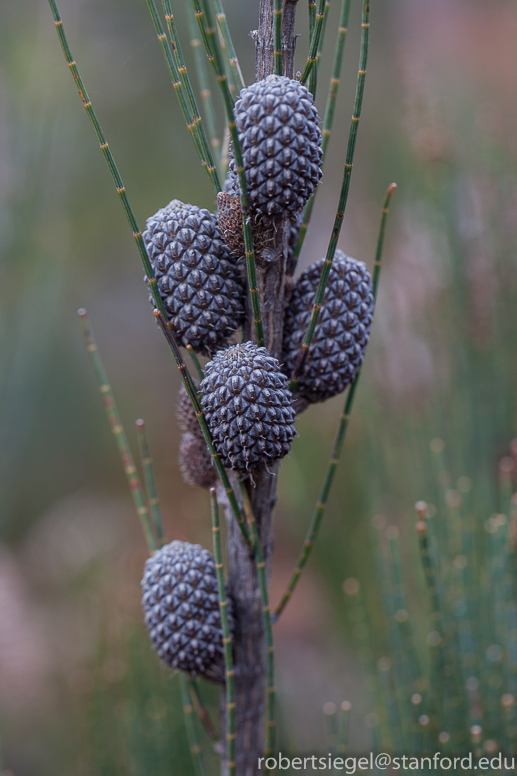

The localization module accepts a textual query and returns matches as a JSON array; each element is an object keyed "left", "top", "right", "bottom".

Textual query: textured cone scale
[
  {"left": 234, "top": 75, "right": 322, "bottom": 218},
  {"left": 177, "top": 383, "right": 202, "bottom": 439},
  {"left": 143, "top": 200, "right": 245, "bottom": 356},
  {"left": 200, "top": 342, "right": 296, "bottom": 475},
  {"left": 216, "top": 191, "right": 274, "bottom": 258},
  {"left": 283, "top": 251, "right": 374, "bottom": 403},
  {"left": 141, "top": 541, "right": 232, "bottom": 683},
  {"left": 179, "top": 432, "right": 215, "bottom": 489}
]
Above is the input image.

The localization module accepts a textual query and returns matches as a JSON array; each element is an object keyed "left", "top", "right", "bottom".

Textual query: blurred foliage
[{"left": 1, "top": 0, "right": 517, "bottom": 773}]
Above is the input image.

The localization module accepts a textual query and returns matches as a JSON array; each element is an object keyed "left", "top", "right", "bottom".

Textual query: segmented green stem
[
  {"left": 146, "top": 0, "right": 221, "bottom": 194},
  {"left": 135, "top": 419, "right": 165, "bottom": 547},
  {"left": 213, "top": 0, "right": 245, "bottom": 92},
  {"left": 300, "top": 0, "right": 327, "bottom": 86},
  {"left": 275, "top": 181, "right": 395, "bottom": 621},
  {"left": 239, "top": 483, "right": 276, "bottom": 760},
  {"left": 210, "top": 489, "right": 236, "bottom": 775},
  {"left": 273, "top": 0, "right": 284, "bottom": 75},
  {"left": 48, "top": 0, "right": 173, "bottom": 330},
  {"left": 308, "top": 0, "right": 330, "bottom": 99},
  {"left": 78, "top": 311, "right": 157, "bottom": 553},
  {"left": 186, "top": 344, "right": 204, "bottom": 381},
  {"left": 180, "top": 674, "right": 206, "bottom": 776},
  {"left": 191, "top": 0, "right": 264, "bottom": 348},
  {"left": 198, "top": 0, "right": 220, "bottom": 69},
  {"left": 289, "top": 0, "right": 371, "bottom": 391},
  {"left": 308, "top": 0, "right": 317, "bottom": 40},
  {"left": 153, "top": 310, "right": 253, "bottom": 552},
  {"left": 273, "top": 380, "right": 357, "bottom": 621},
  {"left": 47, "top": 0, "right": 254, "bottom": 555},
  {"left": 187, "top": 678, "right": 220, "bottom": 742},
  {"left": 415, "top": 519, "right": 461, "bottom": 742},
  {"left": 322, "top": 0, "right": 351, "bottom": 158},
  {"left": 336, "top": 701, "right": 351, "bottom": 760},
  {"left": 187, "top": 4, "right": 222, "bottom": 169},
  {"left": 157, "top": 0, "right": 220, "bottom": 192},
  {"left": 295, "top": 0, "right": 352, "bottom": 260},
  {"left": 373, "top": 184, "right": 397, "bottom": 295}
]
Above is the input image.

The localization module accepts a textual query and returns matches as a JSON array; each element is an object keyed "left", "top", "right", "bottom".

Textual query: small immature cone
[
  {"left": 177, "top": 383, "right": 202, "bottom": 439},
  {"left": 179, "top": 432, "right": 215, "bottom": 489},
  {"left": 216, "top": 190, "right": 275, "bottom": 258}
]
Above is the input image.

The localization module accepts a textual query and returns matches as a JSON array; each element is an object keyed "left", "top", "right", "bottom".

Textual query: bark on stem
[{"left": 222, "top": 3, "right": 299, "bottom": 774}]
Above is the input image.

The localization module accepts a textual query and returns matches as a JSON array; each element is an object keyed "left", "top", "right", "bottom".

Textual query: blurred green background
[{"left": 1, "top": 0, "right": 517, "bottom": 773}]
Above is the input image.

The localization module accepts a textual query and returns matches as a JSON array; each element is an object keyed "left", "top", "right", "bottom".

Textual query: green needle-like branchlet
[
  {"left": 210, "top": 489, "right": 236, "bottom": 775},
  {"left": 187, "top": 4, "right": 222, "bottom": 171},
  {"left": 373, "top": 183, "right": 397, "bottom": 296},
  {"left": 300, "top": 0, "right": 327, "bottom": 86},
  {"left": 275, "top": 181, "right": 395, "bottom": 622},
  {"left": 48, "top": 0, "right": 171, "bottom": 328},
  {"left": 295, "top": 0, "right": 352, "bottom": 260},
  {"left": 187, "top": 678, "right": 220, "bottom": 742},
  {"left": 186, "top": 344, "right": 205, "bottom": 381},
  {"left": 336, "top": 701, "right": 351, "bottom": 764},
  {"left": 47, "top": 0, "right": 253, "bottom": 557},
  {"left": 322, "top": 0, "right": 351, "bottom": 158},
  {"left": 308, "top": 0, "right": 317, "bottom": 37},
  {"left": 78, "top": 311, "right": 157, "bottom": 554},
  {"left": 239, "top": 483, "right": 276, "bottom": 761},
  {"left": 153, "top": 310, "right": 253, "bottom": 553},
  {"left": 290, "top": 0, "right": 371, "bottom": 392},
  {"left": 190, "top": 0, "right": 264, "bottom": 348},
  {"left": 273, "top": 0, "right": 284, "bottom": 75},
  {"left": 136, "top": 419, "right": 165, "bottom": 547},
  {"left": 199, "top": 0, "right": 220, "bottom": 69},
  {"left": 308, "top": 0, "right": 330, "bottom": 99},
  {"left": 144, "top": 0, "right": 221, "bottom": 193},
  {"left": 180, "top": 674, "right": 207, "bottom": 776},
  {"left": 213, "top": 0, "right": 245, "bottom": 92}
]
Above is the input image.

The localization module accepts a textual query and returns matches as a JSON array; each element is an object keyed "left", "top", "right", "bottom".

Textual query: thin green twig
[
  {"left": 308, "top": 0, "right": 330, "bottom": 99},
  {"left": 191, "top": 0, "right": 264, "bottom": 348},
  {"left": 187, "top": 677, "right": 220, "bottom": 743},
  {"left": 322, "top": 0, "right": 352, "bottom": 159},
  {"left": 78, "top": 311, "right": 157, "bottom": 554},
  {"left": 144, "top": 0, "right": 220, "bottom": 193},
  {"left": 289, "top": 0, "right": 371, "bottom": 392},
  {"left": 273, "top": 0, "right": 284, "bottom": 75},
  {"left": 47, "top": 0, "right": 252, "bottom": 553},
  {"left": 308, "top": 0, "right": 317, "bottom": 39},
  {"left": 373, "top": 184, "right": 397, "bottom": 296},
  {"left": 274, "top": 182, "right": 396, "bottom": 621},
  {"left": 136, "top": 419, "right": 165, "bottom": 547},
  {"left": 210, "top": 489, "right": 236, "bottom": 775},
  {"left": 180, "top": 674, "right": 207, "bottom": 776},
  {"left": 299, "top": 0, "right": 326, "bottom": 86},
  {"left": 336, "top": 701, "right": 351, "bottom": 761},
  {"left": 213, "top": 0, "right": 245, "bottom": 92},
  {"left": 199, "top": 0, "right": 220, "bottom": 69},
  {"left": 238, "top": 483, "right": 276, "bottom": 761},
  {"left": 187, "top": 344, "right": 205, "bottom": 381},
  {"left": 295, "top": 0, "right": 352, "bottom": 260},
  {"left": 187, "top": 3, "right": 222, "bottom": 171},
  {"left": 158, "top": 0, "right": 220, "bottom": 193},
  {"left": 154, "top": 310, "right": 253, "bottom": 553},
  {"left": 48, "top": 0, "right": 172, "bottom": 328}
]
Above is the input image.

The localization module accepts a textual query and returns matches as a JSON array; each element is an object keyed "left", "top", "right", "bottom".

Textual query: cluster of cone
[{"left": 142, "top": 76, "right": 374, "bottom": 681}]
